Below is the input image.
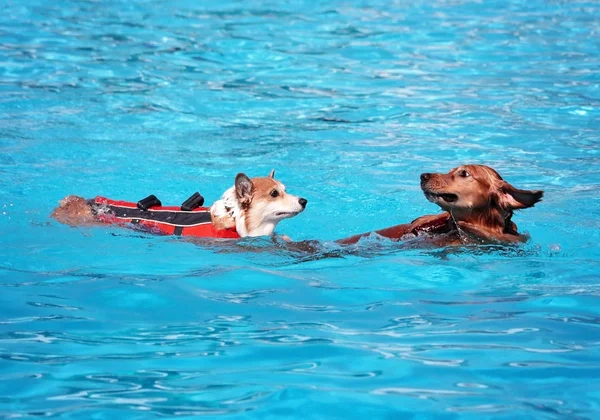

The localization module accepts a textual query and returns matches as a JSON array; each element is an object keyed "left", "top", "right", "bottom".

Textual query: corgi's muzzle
[{"left": 273, "top": 197, "right": 307, "bottom": 218}]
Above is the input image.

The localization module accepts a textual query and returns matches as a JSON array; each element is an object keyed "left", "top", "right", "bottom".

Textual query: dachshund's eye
[
  {"left": 270, "top": 189, "right": 279, "bottom": 198},
  {"left": 459, "top": 170, "right": 471, "bottom": 178}
]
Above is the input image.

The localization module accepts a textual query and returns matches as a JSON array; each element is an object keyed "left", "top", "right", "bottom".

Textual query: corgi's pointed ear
[
  {"left": 268, "top": 169, "right": 275, "bottom": 179},
  {"left": 497, "top": 182, "right": 543, "bottom": 210},
  {"left": 235, "top": 173, "right": 253, "bottom": 203}
]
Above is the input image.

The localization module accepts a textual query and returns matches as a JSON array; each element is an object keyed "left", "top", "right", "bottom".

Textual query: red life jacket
[{"left": 92, "top": 196, "right": 240, "bottom": 239}]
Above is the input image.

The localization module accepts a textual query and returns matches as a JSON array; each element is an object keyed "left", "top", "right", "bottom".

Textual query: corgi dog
[
  {"left": 52, "top": 170, "right": 307, "bottom": 238},
  {"left": 210, "top": 170, "right": 307, "bottom": 237}
]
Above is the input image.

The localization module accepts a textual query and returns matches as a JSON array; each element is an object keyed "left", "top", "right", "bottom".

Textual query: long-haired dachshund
[{"left": 339, "top": 164, "right": 543, "bottom": 246}]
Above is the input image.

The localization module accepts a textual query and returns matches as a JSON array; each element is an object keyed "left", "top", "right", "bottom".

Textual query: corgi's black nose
[
  {"left": 420, "top": 173, "right": 432, "bottom": 182},
  {"left": 298, "top": 198, "right": 307, "bottom": 208}
]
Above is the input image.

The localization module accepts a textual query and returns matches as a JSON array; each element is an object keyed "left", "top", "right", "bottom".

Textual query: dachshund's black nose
[
  {"left": 298, "top": 198, "right": 307, "bottom": 208},
  {"left": 420, "top": 173, "right": 432, "bottom": 182}
]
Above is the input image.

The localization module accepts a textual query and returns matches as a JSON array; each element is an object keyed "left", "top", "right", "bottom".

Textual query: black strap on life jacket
[
  {"left": 104, "top": 201, "right": 213, "bottom": 226},
  {"left": 181, "top": 192, "right": 204, "bottom": 211}
]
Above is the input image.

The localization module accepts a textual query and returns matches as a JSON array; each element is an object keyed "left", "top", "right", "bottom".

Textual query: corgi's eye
[
  {"left": 459, "top": 170, "right": 470, "bottom": 178},
  {"left": 270, "top": 190, "right": 279, "bottom": 198}
]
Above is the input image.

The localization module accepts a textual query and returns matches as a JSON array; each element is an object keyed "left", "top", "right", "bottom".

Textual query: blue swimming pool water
[{"left": 1, "top": 0, "right": 600, "bottom": 418}]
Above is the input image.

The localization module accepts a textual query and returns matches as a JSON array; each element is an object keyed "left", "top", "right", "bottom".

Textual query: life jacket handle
[
  {"left": 181, "top": 192, "right": 205, "bottom": 211},
  {"left": 137, "top": 194, "right": 162, "bottom": 211}
]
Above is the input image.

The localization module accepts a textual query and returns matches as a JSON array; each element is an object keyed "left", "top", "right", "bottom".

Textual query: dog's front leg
[{"left": 457, "top": 221, "right": 527, "bottom": 244}]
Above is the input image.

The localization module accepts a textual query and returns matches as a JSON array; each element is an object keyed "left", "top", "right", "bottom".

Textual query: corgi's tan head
[{"left": 210, "top": 170, "right": 307, "bottom": 237}]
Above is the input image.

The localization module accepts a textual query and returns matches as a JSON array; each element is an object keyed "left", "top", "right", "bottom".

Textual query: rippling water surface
[{"left": 1, "top": 0, "right": 600, "bottom": 418}]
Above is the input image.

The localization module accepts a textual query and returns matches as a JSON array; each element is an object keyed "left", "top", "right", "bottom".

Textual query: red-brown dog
[{"left": 338, "top": 164, "right": 543, "bottom": 246}]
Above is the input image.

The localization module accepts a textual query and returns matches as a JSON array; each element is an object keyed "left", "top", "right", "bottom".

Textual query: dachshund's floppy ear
[
  {"left": 235, "top": 173, "right": 253, "bottom": 205},
  {"left": 268, "top": 169, "right": 275, "bottom": 179},
  {"left": 497, "top": 182, "right": 543, "bottom": 210}
]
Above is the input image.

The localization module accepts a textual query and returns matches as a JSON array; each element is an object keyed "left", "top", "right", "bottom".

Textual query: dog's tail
[{"left": 51, "top": 195, "right": 96, "bottom": 226}]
